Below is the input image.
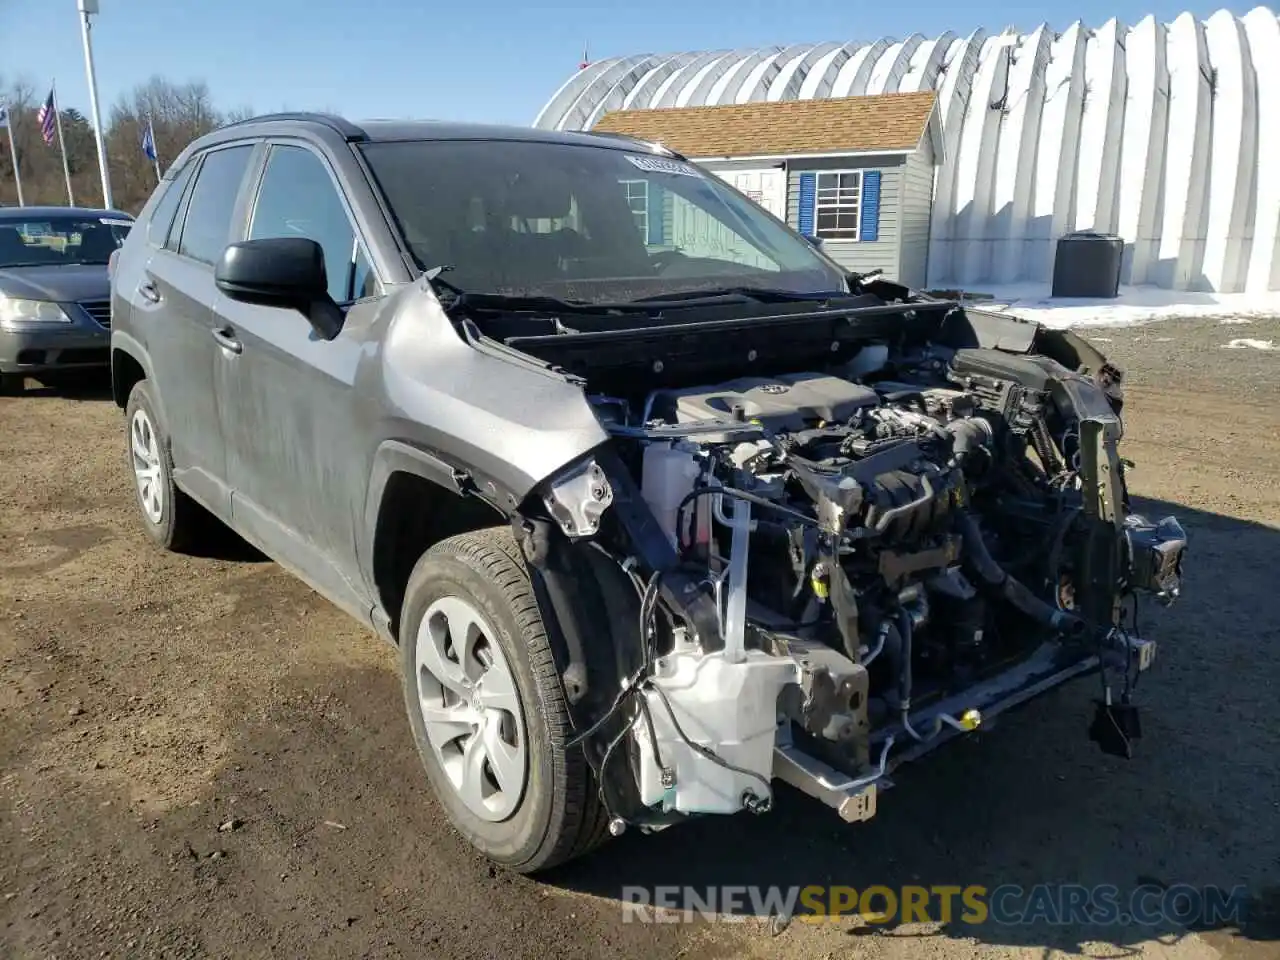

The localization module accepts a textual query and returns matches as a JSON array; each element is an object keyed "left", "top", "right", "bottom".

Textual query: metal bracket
[
  {"left": 772, "top": 636, "right": 871, "bottom": 764},
  {"left": 543, "top": 458, "right": 613, "bottom": 538},
  {"left": 773, "top": 734, "right": 882, "bottom": 824},
  {"left": 772, "top": 722, "right": 888, "bottom": 824},
  {"left": 841, "top": 784, "right": 878, "bottom": 822}
]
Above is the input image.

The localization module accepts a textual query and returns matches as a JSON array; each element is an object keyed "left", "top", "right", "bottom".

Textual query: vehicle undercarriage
[{"left": 462, "top": 278, "right": 1189, "bottom": 836}]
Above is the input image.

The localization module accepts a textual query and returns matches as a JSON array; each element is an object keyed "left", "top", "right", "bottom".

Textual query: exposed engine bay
[{"left": 506, "top": 287, "right": 1190, "bottom": 834}]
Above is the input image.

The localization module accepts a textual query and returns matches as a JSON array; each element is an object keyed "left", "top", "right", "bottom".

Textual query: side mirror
[
  {"left": 215, "top": 237, "right": 342, "bottom": 340},
  {"left": 803, "top": 234, "right": 824, "bottom": 250}
]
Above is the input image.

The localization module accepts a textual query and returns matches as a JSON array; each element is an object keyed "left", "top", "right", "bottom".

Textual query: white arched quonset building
[{"left": 534, "top": 8, "right": 1280, "bottom": 295}]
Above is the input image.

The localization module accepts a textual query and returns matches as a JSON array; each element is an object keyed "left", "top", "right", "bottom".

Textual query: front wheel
[
  {"left": 399, "top": 528, "right": 608, "bottom": 873},
  {"left": 0, "top": 373, "right": 24, "bottom": 396}
]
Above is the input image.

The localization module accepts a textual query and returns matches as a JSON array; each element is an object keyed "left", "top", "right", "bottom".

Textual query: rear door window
[
  {"left": 147, "top": 162, "right": 196, "bottom": 249},
  {"left": 175, "top": 144, "right": 254, "bottom": 265}
]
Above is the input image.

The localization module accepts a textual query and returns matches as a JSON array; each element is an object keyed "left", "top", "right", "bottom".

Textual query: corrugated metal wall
[{"left": 535, "top": 7, "right": 1280, "bottom": 293}]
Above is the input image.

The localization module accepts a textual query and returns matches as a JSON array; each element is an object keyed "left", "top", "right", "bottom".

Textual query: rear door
[
  {"left": 138, "top": 142, "right": 259, "bottom": 518},
  {"left": 213, "top": 140, "right": 380, "bottom": 620}
]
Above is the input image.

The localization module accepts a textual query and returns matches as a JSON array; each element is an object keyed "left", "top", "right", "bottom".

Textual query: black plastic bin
[{"left": 1051, "top": 231, "right": 1124, "bottom": 298}]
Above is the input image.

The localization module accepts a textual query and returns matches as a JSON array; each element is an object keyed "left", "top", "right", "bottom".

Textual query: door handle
[
  {"left": 138, "top": 281, "right": 161, "bottom": 303},
  {"left": 211, "top": 327, "right": 243, "bottom": 355}
]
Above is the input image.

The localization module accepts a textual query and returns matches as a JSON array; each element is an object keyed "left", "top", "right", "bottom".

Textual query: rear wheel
[
  {"left": 0, "top": 373, "right": 23, "bottom": 396},
  {"left": 124, "top": 380, "right": 204, "bottom": 552},
  {"left": 399, "top": 528, "right": 608, "bottom": 873}
]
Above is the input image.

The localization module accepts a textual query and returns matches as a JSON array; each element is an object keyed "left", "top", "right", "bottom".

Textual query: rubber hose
[
  {"left": 896, "top": 610, "right": 914, "bottom": 705},
  {"left": 880, "top": 620, "right": 904, "bottom": 707},
  {"left": 956, "top": 512, "right": 1085, "bottom": 637}
]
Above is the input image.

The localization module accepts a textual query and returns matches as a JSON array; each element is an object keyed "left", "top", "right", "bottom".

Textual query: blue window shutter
[
  {"left": 860, "top": 171, "right": 881, "bottom": 242},
  {"left": 647, "top": 183, "right": 664, "bottom": 244},
  {"left": 797, "top": 172, "right": 816, "bottom": 236}
]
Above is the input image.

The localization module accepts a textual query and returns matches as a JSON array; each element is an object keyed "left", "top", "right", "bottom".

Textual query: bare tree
[
  {"left": 1, "top": 73, "right": 257, "bottom": 213},
  {"left": 106, "top": 77, "right": 233, "bottom": 212}
]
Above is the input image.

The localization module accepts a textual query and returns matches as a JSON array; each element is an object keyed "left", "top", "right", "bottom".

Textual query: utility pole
[{"left": 78, "top": 0, "right": 114, "bottom": 209}]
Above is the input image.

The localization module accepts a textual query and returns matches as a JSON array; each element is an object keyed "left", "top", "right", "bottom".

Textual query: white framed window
[
  {"left": 620, "top": 179, "right": 649, "bottom": 239},
  {"left": 815, "top": 171, "right": 863, "bottom": 240}
]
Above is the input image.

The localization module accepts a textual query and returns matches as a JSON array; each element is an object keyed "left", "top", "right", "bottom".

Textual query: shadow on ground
[
  {"left": 532, "top": 494, "right": 1280, "bottom": 953},
  {"left": 9, "top": 369, "right": 115, "bottom": 401},
  {"left": 183, "top": 516, "right": 271, "bottom": 563}
]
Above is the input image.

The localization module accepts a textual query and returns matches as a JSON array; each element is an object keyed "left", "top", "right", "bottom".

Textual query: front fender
[
  {"left": 356, "top": 439, "right": 520, "bottom": 608},
  {"left": 376, "top": 285, "right": 611, "bottom": 505}
]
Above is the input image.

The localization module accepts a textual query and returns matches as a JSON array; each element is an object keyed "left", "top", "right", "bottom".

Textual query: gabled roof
[{"left": 593, "top": 91, "right": 940, "bottom": 161}]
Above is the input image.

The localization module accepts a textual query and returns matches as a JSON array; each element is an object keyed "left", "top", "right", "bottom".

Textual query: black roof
[
  {"left": 188, "top": 111, "right": 681, "bottom": 159},
  {"left": 0, "top": 205, "right": 134, "bottom": 220},
  {"left": 355, "top": 119, "right": 673, "bottom": 153}
]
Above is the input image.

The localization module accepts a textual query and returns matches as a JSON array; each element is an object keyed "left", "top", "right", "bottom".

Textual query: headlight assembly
[{"left": 0, "top": 296, "right": 72, "bottom": 327}]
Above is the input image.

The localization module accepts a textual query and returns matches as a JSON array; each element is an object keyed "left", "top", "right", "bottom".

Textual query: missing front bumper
[{"left": 771, "top": 641, "right": 1108, "bottom": 824}]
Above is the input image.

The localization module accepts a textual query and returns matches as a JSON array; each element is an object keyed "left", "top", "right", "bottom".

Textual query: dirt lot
[{"left": 1, "top": 317, "right": 1278, "bottom": 960}]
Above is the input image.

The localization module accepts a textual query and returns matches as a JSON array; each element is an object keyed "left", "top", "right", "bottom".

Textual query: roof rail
[
  {"left": 582, "top": 129, "right": 686, "bottom": 160},
  {"left": 218, "top": 111, "right": 367, "bottom": 141}
]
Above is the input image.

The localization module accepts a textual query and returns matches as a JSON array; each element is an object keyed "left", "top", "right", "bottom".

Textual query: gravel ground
[{"left": 1, "top": 315, "right": 1277, "bottom": 960}]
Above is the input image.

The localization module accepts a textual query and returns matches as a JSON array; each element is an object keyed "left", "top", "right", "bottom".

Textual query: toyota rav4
[{"left": 109, "top": 112, "right": 1189, "bottom": 873}]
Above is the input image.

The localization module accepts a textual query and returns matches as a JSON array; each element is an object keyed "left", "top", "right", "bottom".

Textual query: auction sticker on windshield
[{"left": 625, "top": 155, "right": 702, "bottom": 177}]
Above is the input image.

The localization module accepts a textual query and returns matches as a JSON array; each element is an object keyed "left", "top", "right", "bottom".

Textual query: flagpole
[
  {"left": 3, "top": 119, "right": 24, "bottom": 207},
  {"left": 52, "top": 80, "right": 75, "bottom": 206},
  {"left": 148, "top": 116, "right": 161, "bottom": 183},
  {"left": 78, "top": 0, "right": 113, "bottom": 209}
]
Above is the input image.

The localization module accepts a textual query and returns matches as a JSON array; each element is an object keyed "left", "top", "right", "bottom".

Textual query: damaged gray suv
[{"left": 110, "top": 112, "right": 1190, "bottom": 873}]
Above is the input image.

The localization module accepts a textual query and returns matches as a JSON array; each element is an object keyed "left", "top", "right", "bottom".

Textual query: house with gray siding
[{"left": 592, "top": 91, "right": 942, "bottom": 288}]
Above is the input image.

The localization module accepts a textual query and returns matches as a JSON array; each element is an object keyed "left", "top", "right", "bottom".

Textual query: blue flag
[{"left": 141, "top": 118, "right": 157, "bottom": 161}]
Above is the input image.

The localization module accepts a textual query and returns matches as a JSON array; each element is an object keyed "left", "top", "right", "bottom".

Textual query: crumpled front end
[{"left": 514, "top": 304, "right": 1189, "bottom": 833}]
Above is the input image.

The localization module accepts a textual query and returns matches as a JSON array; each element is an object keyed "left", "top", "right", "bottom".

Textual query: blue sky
[{"left": 0, "top": 0, "right": 1258, "bottom": 127}]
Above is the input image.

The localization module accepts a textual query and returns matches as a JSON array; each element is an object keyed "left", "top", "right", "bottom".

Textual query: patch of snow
[
  {"left": 954, "top": 283, "right": 1280, "bottom": 329},
  {"left": 1222, "top": 338, "right": 1276, "bottom": 350},
  {"left": 1088, "top": 336, "right": 1113, "bottom": 342}
]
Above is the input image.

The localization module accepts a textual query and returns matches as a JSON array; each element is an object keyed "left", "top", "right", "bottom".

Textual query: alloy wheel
[
  {"left": 130, "top": 408, "right": 164, "bottom": 524},
  {"left": 415, "top": 595, "right": 528, "bottom": 821}
]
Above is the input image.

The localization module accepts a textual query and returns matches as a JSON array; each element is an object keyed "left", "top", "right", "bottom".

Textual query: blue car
[{"left": 0, "top": 205, "right": 133, "bottom": 394}]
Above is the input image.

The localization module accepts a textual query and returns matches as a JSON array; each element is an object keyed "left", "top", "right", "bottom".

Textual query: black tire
[
  {"left": 399, "top": 528, "right": 609, "bottom": 873},
  {"left": 0, "top": 373, "right": 24, "bottom": 396},
  {"left": 123, "top": 380, "right": 204, "bottom": 553}
]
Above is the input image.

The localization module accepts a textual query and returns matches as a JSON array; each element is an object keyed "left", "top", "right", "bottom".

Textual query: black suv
[{"left": 109, "top": 113, "right": 1188, "bottom": 874}]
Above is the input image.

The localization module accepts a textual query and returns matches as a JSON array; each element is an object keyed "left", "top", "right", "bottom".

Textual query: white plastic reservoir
[
  {"left": 641, "top": 442, "right": 710, "bottom": 550},
  {"left": 632, "top": 648, "right": 800, "bottom": 815}
]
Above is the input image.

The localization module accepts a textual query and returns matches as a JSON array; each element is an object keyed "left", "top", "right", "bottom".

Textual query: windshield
[
  {"left": 0, "top": 215, "right": 132, "bottom": 268},
  {"left": 358, "top": 140, "right": 848, "bottom": 304}
]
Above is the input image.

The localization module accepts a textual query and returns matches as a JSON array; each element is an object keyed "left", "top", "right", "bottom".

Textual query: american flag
[{"left": 37, "top": 88, "right": 56, "bottom": 145}]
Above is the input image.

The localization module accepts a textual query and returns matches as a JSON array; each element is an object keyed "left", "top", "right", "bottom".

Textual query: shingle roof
[{"left": 593, "top": 91, "right": 937, "bottom": 160}]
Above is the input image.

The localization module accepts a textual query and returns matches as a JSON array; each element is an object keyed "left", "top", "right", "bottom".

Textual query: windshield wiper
[
  {"left": 422, "top": 265, "right": 658, "bottom": 317},
  {"left": 422, "top": 264, "right": 467, "bottom": 302},
  {"left": 626, "top": 286, "right": 848, "bottom": 305}
]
